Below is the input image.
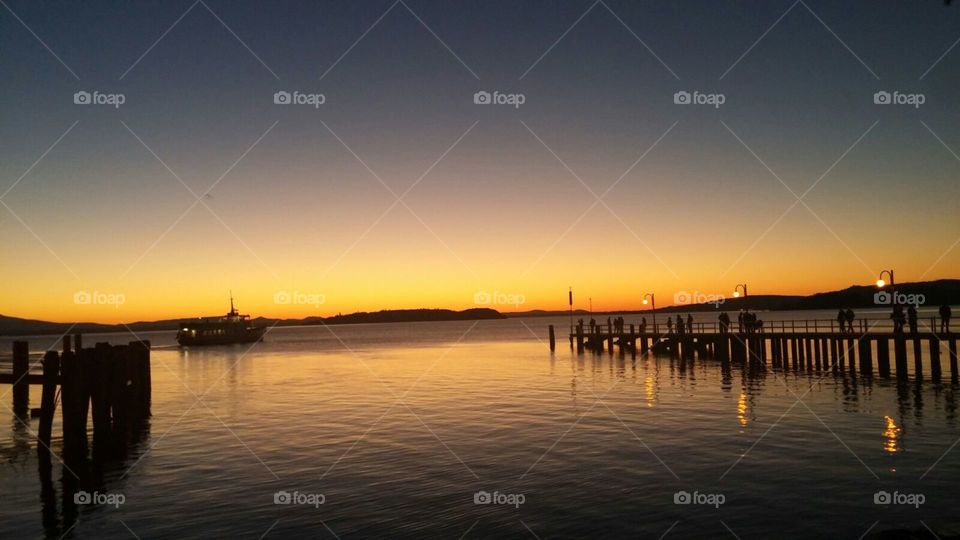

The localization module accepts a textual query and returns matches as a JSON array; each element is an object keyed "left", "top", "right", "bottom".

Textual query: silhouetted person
[
  {"left": 667, "top": 317, "right": 674, "bottom": 334},
  {"left": 907, "top": 305, "right": 918, "bottom": 334},
  {"left": 589, "top": 318, "right": 596, "bottom": 332},
  {"left": 719, "top": 312, "right": 730, "bottom": 334},
  {"left": 640, "top": 317, "right": 647, "bottom": 334},
  {"left": 837, "top": 309, "right": 846, "bottom": 333},
  {"left": 891, "top": 305, "right": 906, "bottom": 333},
  {"left": 738, "top": 310, "right": 745, "bottom": 332},
  {"left": 845, "top": 308, "right": 855, "bottom": 333},
  {"left": 941, "top": 305, "right": 952, "bottom": 333},
  {"left": 687, "top": 314, "right": 694, "bottom": 334},
  {"left": 676, "top": 315, "right": 685, "bottom": 335}
]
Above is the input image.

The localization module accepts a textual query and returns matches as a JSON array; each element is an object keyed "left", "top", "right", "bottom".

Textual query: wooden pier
[
  {"left": 2, "top": 335, "right": 152, "bottom": 467},
  {"left": 548, "top": 318, "right": 959, "bottom": 381}
]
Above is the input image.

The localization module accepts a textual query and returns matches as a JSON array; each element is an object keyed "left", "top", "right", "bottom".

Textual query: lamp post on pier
[{"left": 643, "top": 293, "right": 657, "bottom": 334}]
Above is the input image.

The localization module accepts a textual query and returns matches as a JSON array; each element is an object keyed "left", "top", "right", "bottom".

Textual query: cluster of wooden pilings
[
  {"left": 549, "top": 322, "right": 960, "bottom": 382},
  {"left": 5, "top": 335, "right": 152, "bottom": 467}
]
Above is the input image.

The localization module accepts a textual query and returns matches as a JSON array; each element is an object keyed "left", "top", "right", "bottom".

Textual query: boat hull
[{"left": 176, "top": 327, "right": 266, "bottom": 347}]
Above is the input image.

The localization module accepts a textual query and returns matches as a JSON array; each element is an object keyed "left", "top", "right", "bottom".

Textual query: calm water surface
[{"left": 2, "top": 312, "right": 960, "bottom": 539}]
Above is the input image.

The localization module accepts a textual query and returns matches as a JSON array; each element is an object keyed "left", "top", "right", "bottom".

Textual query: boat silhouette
[{"left": 176, "top": 294, "right": 266, "bottom": 346}]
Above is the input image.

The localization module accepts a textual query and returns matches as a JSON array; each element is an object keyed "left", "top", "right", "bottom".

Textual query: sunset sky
[{"left": 1, "top": 0, "right": 958, "bottom": 323}]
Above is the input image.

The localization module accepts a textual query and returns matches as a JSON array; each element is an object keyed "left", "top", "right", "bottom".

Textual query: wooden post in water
[
  {"left": 859, "top": 338, "right": 872, "bottom": 377},
  {"left": 846, "top": 338, "right": 857, "bottom": 375},
  {"left": 90, "top": 343, "right": 112, "bottom": 461},
  {"left": 37, "top": 351, "right": 60, "bottom": 461},
  {"left": 548, "top": 325, "right": 556, "bottom": 352},
  {"left": 913, "top": 337, "right": 923, "bottom": 381},
  {"left": 830, "top": 338, "right": 839, "bottom": 373},
  {"left": 894, "top": 336, "right": 907, "bottom": 380},
  {"left": 813, "top": 338, "right": 822, "bottom": 370},
  {"left": 930, "top": 338, "right": 942, "bottom": 382},
  {"left": 877, "top": 338, "right": 891, "bottom": 378},
  {"left": 12, "top": 341, "right": 30, "bottom": 416},
  {"left": 798, "top": 337, "right": 806, "bottom": 368},
  {"left": 60, "top": 346, "right": 85, "bottom": 463},
  {"left": 576, "top": 324, "right": 584, "bottom": 353},
  {"left": 949, "top": 339, "right": 958, "bottom": 383}
]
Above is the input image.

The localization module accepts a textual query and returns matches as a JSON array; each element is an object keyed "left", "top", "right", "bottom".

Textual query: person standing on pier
[
  {"left": 676, "top": 315, "right": 685, "bottom": 335},
  {"left": 837, "top": 309, "right": 847, "bottom": 333},
  {"left": 687, "top": 314, "right": 694, "bottom": 334},
  {"left": 737, "top": 310, "right": 745, "bottom": 332},
  {"left": 941, "top": 305, "right": 952, "bottom": 333},
  {"left": 907, "top": 305, "right": 918, "bottom": 334},
  {"left": 667, "top": 317, "right": 674, "bottom": 334},
  {"left": 640, "top": 317, "right": 647, "bottom": 334},
  {"left": 891, "top": 305, "right": 906, "bottom": 333},
  {"left": 845, "top": 308, "right": 856, "bottom": 333},
  {"left": 719, "top": 312, "right": 730, "bottom": 334}
]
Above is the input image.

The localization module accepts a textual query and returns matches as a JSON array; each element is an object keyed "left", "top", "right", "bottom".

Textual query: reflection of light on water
[
  {"left": 645, "top": 376, "right": 655, "bottom": 407},
  {"left": 883, "top": 415, "right": 900, "bottom": 454},
  {"left": 737, "top": 392, "right": 748, "bottom": 427}
]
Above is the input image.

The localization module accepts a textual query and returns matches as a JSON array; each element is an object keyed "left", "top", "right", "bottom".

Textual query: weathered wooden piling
[
  {"left": 930, "top": 338, "right": 942, "bottom": 382},
  {"left": 12, "top": 341, "right": 29, "bottom": 416},
  {"left": 913, "top": 338, "right": 923, "bottom": 380},
  {"left": 949, "top": 339, "right": 958, "bottom": 382},
  {"left": 894, "top": 336, "right": 908, "bottom": 379},
  {"left": 859, "top": 337, "right": 872, "bottom": 376},
  {"left": 37, "top": 350, "right": 60, "bottom": 460},
  {"left": 548, "top": 325, "right": 556, "bottom": 352},
  {"left": 877, "top": 338, "right": 891, "bottom": 378}
]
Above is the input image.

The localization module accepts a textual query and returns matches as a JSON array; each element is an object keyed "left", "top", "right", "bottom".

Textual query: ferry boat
[{"left": 176, "top": 295, "right": 266, "bottom": 346}]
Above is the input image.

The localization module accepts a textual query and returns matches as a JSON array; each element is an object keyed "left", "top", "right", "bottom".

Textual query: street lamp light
[
  {"left": 643, "top": 293, "right": 657, "bottom": 334},
  {"left": 877, "top": 269, "right": 896, "bottom": 307},
  {"left": 733, "top": 283, "right": 748, "bottom": 298}
]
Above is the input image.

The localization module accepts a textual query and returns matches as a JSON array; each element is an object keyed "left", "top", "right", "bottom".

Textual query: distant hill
[{"left": 0, "top": 308, "right": 505, "bottom": 336}]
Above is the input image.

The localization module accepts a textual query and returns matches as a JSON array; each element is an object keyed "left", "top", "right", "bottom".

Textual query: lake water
[{"left": 2, "top": 310, "right": 960, "bottom": 539}]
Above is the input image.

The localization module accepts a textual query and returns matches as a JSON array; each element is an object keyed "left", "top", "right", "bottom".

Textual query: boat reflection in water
[{"left": 176, "top": 295, "right": 266, "bottom": 346}]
